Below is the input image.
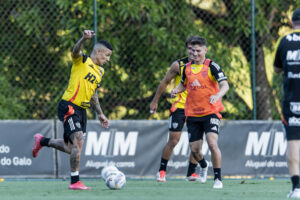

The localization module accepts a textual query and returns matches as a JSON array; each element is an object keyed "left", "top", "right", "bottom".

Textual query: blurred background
[{"left": 1, "top": 0, "right": 300, "bottom": 120}]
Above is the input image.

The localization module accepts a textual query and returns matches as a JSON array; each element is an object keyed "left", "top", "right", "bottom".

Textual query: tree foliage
[{"left": 0, "top": 0, "right": 299, "bottom": 120}]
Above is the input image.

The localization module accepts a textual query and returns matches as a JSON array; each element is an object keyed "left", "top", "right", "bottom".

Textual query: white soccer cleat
[
  {"left": 199, "top": 161, "right": 209, "bottom": 183},
  {"left": 213, "top": 179, "right": 223, "bottom": 189},
  {"left": 287, "top": 188, "right": 300, "bottom": 198}
]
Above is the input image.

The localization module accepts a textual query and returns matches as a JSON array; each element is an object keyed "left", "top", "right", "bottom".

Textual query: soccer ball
[
  {"left": 105, "top": 171, "right": 126, "bottom": 190},
  {"left": 101, "top": 165, "right": 119, "bottom": 180}
]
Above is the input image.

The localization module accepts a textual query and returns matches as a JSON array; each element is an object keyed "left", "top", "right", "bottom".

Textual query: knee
[
  {"left": 208, "top": 142, "right": 219, "bottom": 153},
  {"left": 190, "top": 143, "right": 200, "bottom": 154},
  {"left": 287, "top": 153, "right": 299, "bottom": 163},
  {"left": 168, "top": 137, "right": 180, "bottom": 148}
]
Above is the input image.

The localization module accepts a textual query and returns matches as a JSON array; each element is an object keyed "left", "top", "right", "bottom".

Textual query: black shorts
[
  {"left": 282, "top": 115, "right": 300, "bottom": 140},
  {"left": 169, "top": 108, "right": 186, "bottom": 131},
  {"left": 186, "top": 114, "right": 220, "bottom": 142},
  {"left": 57, "top": 100, "right": 87, "bottom": 144}
]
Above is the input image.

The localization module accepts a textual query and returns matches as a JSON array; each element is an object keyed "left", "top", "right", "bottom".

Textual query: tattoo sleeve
[
  {"left": 72, "top": 37, "right": 86, "bottom": 58},
  {"left": 90, "top": 91, "right": 103, "bottom": 115}
]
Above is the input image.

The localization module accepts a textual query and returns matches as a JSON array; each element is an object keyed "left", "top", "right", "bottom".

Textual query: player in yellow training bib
[{"left": 32, "top": 30, "right": 113, "bottom": 190}]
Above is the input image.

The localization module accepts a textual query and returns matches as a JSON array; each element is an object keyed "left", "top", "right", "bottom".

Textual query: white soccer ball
[
  {"left": 101, "top": 165, "right": 119, "bottom": 180},
  {"left": 105, "top": 171, "right": 126, "bottom": 190}
]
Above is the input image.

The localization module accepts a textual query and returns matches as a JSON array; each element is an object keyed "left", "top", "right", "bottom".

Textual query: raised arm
[
  {"left": 72, "top": 30, "right": 95, "bottom": 59},
  {"left": 91, "top": 91, "right": 109, "bottom": 129},
  {"left": 149, "top": 61, "right": 180, "bottom": 113}
]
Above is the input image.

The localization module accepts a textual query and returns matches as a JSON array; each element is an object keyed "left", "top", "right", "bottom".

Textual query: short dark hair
[
  {"left": 292, "top": 8, "right": 300, "bottom": 21},
  {"left": 191, "top": 37, "right": 207, "bottom": 46},
  {"left": 185, "top": 35, "right": 194, "bottom": 47},
  {"left": 185, "top": 35, "right": 201, "bottom": 47},
  {"left": 97, "top": 39, "right": 113, "bottom": 51},
  {"left": 292, "top": 8, "right": 300, "bottom": 26}
]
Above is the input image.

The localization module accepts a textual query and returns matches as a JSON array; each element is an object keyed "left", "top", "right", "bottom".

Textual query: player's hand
[
  {"left": 149, "top": 102, "right": 158, "bottom": 114},
  {"left": 210, "top": 94, "right": 221, "bottom": 104},
  {"left": 170, "top": 89, "right": 178, "bottom": 98},
  {"left": 83, "top": 30, "right": 96, "bottom": 39},
  {"left": 98, "top": 114, "right": 109, "bottom": 129}
]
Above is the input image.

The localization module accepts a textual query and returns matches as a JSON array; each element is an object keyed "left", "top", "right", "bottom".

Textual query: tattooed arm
[
  {"left": 91, "top": 91, "right": 109, "bottom": 129},
  {"left": 72, "top": 30, "right": 95, "bottom": 59}
]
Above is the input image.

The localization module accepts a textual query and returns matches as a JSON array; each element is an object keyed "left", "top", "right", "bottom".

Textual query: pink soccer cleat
[
  {"left": 69, "top": 181, "right": 91, "bottom": 190},
  {"left": 187, "top": 173, "right": 199, "bottom": 181},
  {"left": 32, "top": 134, "right": 44, "bottom": 158},
  {"left": 156, "top": 170, "right": 166, "bottom": 182}
]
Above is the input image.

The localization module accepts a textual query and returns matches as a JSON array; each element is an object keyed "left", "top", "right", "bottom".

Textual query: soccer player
[
  {"left": 274, "top": 8, "right": 300, "bottom": 199},
  {"left": 150, "top": 35, "right": 208, "bottom": 182},
  {"left": 32, "top": 30, "right": 112, "bottom": 190},
  {"left": 171, "top": 37, "right": 229, "bottom": 189}
]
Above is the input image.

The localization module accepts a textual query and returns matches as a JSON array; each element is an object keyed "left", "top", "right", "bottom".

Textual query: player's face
[
  {"left": 97, "top": 48, "right": 112, "bottom": 66},
  {"left": 192, "top": 44, "right": 207, "bottom": 63},
  {"left": 186, "top": 43, "right": 194, "bottom": 61}
]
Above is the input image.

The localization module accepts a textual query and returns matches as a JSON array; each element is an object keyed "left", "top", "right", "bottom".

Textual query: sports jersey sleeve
[
  {"left": 273, "top": 37, "right": 284, "bottom": 69},
  {"left": 72, "top": 54, "right": 88, "bottom": 65},
  {"left": 180, "top": 64, "right": 187, "bottom": 85},
  {"left": 210, "top": 61, "right": 228, "bottom": 82}
]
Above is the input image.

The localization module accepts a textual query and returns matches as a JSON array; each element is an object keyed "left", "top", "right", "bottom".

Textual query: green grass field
[{"left": 0, "top": 178, "right": 291, "bottom": 200}]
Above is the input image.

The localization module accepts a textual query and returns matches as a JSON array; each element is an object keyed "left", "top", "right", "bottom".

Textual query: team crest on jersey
[
  {"left": 172, "top": 122, "right": 178, "bottom": 129},
  {"left": 201, "top": 69, "right": 208, "bottom": 78}
]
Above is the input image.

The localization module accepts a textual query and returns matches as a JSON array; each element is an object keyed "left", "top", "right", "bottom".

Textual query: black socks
[
  {"left": 213, "top": 168, "right": 221, "bottom": 180},
  {"left": 40, "top": 137, "right": 50, "bottom": 147},
  {"left": 159, "top": 158, "right": 168, "bottom": 171}
]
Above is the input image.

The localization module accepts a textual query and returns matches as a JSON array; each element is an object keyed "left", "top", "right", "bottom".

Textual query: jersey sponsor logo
[
  {"left": 191, "top": 79, "right": 201, "bottom": 87},
  {"left": 193, "top": 107, "right": 205, "bottom": 112},
  {"left": 211, "top": 62, "right": 220, "bottom": 71},
  {"left": 84, "top": 72, "right": 97, "bottom": 84},
  {"left": 286, "top": 34, "right": 300, "bottom": 41},
  {"left": 210, "top": 118, "right": 220, "bottom": 126},
  {"left": 286, "top": 50, "right": 300, "bottom": 61},
  {"left": 218, "top": 72, "right": 224, "bottom": 78},
  {"left": 290, "top": 102, "right": 300, "bottom": 115},
  {"left": 188, "top": 79, "right": 207, "bottom": 90},
  {"left": 288, "top": 116, "right": 300, "bottom": 126},
  {"left": 288, "top": 72, "right": 300, "bottom": 79}
]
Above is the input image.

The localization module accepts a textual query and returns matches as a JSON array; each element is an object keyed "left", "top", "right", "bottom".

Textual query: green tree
[
  {"left": 1, "top": 0, "right": 299, "bottom": 120},
  {"left": 190, "top": 0, "right": 300, "bottom": 119}
]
